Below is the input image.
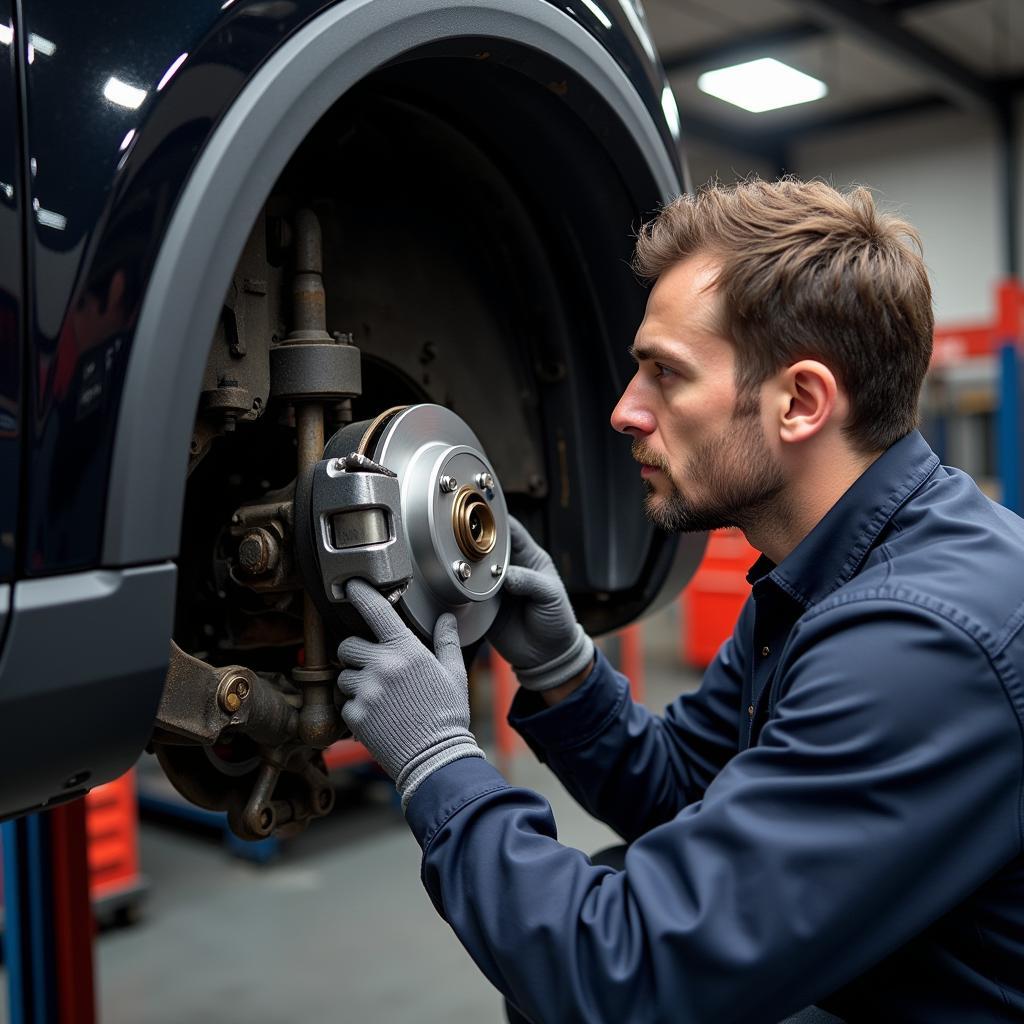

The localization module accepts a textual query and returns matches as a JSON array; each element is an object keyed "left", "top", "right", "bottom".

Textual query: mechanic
[{"left": 335, "top": 178, "right": 1024, "bottom": 1023}]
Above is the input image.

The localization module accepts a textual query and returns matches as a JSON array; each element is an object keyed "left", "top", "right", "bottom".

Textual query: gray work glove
[
  {"left": 489, "top": 517, "right": 595, "bottom": 691},
  {"left": 337, "top": 578, "right": 484, "bottom": 809}
]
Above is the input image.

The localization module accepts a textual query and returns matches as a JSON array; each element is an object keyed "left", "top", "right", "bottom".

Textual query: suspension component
[{"left": 270, "top": 208, "right": 363, "bottom": 749}]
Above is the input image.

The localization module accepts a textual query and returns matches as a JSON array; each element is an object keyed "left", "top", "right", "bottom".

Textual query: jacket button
[
  {"left": 761, "top": 646, "right": 770, "bottom": 656},
  {"left": 747, "top": 704, "right": 754, "bottom": 718}
]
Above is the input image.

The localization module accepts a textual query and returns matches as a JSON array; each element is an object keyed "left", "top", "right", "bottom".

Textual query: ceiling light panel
[{"left": 697, "top": 57, "right": 827, "bottom": 113}]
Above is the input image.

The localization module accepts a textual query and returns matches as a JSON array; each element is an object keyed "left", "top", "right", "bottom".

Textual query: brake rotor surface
[{"left": 325, "top": 404, "right": 510, "bottom": 644}]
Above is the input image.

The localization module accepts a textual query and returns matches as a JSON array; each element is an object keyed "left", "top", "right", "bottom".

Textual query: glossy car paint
[
  {"left": 0, "top": 0, "right": 21, "bottom": 584},
  {"left": 17, "top": 0, "right": 681, "bottom": 575}
]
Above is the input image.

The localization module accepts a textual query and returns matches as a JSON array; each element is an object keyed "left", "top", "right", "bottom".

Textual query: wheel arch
[{"left": 102, "top": 0, "right": 681, "bottom": 568}]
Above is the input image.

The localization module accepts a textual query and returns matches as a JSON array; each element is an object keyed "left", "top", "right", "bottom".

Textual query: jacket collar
[{"left": 746, "top": 430, "right": 940, "bottom": 608}]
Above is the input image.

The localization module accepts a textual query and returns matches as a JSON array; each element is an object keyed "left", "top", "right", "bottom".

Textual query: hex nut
[
  {"left": 452, "top": 560, "right": 472, "bottom": 581},
  {"left": 238, "top": 528, "right": 279, "bottom": 575},
  {"left": 475, "top": 472, "right": 494, "bottom": 490},
  {"left": 439, "top": 475, "right": 459, "bottom": 493}
]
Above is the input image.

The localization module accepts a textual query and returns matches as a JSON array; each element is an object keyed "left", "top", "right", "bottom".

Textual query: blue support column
[
  {"left": 998, "top": 343, "right": 1021, "bottom": 513},
  {"left": 2, "top": 815, "right": 57, "bottom": 1024}
]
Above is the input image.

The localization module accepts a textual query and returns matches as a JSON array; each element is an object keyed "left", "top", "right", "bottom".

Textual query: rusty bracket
[{"left": 157, "top": 642, "right": 300, "bottom": 746}]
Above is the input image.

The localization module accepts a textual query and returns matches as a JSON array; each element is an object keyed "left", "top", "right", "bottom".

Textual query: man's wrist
[
  {"left": 514, "top": 626, "right": 594, "bottom": 693},
  {"left": 540, "top": 656, "right": 595, "bottom": 706},
  {"left": 397, "top": 736, "right": 485, "bottom": 810}
]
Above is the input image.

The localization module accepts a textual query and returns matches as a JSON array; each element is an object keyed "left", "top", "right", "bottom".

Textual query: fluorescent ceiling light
[
  {"left": 698, "top": 58, "right": 826, "bottom": 113},
  {"left": 103, "top": 76, "right": 147, "bottom": 110}
]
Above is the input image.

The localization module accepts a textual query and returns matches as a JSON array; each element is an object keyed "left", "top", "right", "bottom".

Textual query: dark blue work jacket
[{"left": 406, "top": 430, "right": 1024, "bottom": 1023}]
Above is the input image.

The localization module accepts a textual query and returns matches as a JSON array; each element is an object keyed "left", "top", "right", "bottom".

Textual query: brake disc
[{"left": 296, "top": 404, "right": 510, "bottom": 644}]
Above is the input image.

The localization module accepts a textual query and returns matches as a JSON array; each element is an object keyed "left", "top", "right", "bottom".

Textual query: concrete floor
[{"left": 2, "top": 603, "right": 702, "bottom": 1024}]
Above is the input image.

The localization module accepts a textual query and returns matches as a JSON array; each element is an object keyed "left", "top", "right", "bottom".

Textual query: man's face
[{"left": 610, "top": 256, "right": 786, "bottom": 533}]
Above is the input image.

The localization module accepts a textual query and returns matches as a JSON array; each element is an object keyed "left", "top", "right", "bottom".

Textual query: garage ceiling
[{"left": 644, "top": 0, "right": 1024, "bottom": 167}]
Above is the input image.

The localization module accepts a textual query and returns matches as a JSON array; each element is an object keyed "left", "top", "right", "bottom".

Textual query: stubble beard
[{"left": 633, "top": 410, "right": 787, "bottom": 534}]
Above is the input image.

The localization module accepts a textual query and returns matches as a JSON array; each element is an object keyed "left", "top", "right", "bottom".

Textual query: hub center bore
[{"left": 452, "top": 487, "right": 497, "bottom": 560}]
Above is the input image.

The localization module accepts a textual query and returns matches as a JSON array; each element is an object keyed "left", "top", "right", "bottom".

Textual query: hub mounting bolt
[
  {"left": 453, "top": 560, "right": 472, "bottom": 581},
  {"left": 491, "top": 564, "right": 503, "bottom": 578},
  {"left": 475, "top": 472, "right": 494, "bottom": 490},
  {"left": 439, "top": 475, "right": 458, "bottom": 494}
]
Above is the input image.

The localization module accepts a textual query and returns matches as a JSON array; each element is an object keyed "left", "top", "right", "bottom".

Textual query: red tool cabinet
[
  {"left": 84, "top": 769, "right": 146, "bottom": 924},
  {"left": 682, "top": 529, "right": 757, "bottom": 668}
]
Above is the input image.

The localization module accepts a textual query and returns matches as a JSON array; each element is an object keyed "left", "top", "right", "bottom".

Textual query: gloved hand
[
  {"left": 338, "top": 578, "right": 484, "bottom": 809},
  {"left": 489, "top": 517, "right": 594, "bottom": 691}
]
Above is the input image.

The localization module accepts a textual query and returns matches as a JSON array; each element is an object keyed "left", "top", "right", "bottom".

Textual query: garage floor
[{"left": 2, "top": 604, "right": 702, "bottom": 1024}]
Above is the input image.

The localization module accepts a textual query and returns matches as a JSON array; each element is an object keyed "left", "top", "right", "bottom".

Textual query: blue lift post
[
  {"left": 998, "top": 342, "right": 1021, "bottom": 514},
  {"left": 996, "top": 279, "right": 1024, "bottom": 514},
  {"left": 2, "top": 815, "right": 57, "bottom": 1023},
  {"left": 2, "top": 801, "right": 97, "bottom": 1024}
]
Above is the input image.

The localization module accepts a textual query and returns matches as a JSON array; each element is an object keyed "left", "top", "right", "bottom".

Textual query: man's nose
[{"left": 610, "top": 376, "right": 656, "bottom": 437}]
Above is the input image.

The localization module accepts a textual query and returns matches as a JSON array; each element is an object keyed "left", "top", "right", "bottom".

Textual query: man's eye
[{"left": 655, "top": 363, "right": 676, "bottom": 380}]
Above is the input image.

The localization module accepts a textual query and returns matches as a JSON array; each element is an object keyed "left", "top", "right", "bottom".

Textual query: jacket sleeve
[
  {"left": 505, "top": 600, "right": 753, "bottom": 842},
  {"left": 406, "top": 599, "right": 1023, "bottom": 1024}
]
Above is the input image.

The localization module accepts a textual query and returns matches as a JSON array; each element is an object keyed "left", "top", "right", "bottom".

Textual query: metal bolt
[
  {"left": 491, "top": 564, "right": 503, "bottom": 578},
  {"left": 332, "top": 458, "right": 346, "bottom": 472},
  {"left": 452, "top": 560, "right": 472, "bottom": 581},
  {"left": 219, "top": 675, "right": 251, "bottom": 714},
  {"left": 439, "top": 475, "right": 458, "bottom": 493},
  {"left": 238, "top": 528, "right": 279, "bottom": 575},
  {"left": 475, "top": 472, "right": 494, "bottom": 490}
]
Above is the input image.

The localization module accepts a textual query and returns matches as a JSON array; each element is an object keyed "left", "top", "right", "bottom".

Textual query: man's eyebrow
[{"left": 628, "top": 342, "right": 689, "bottom": 366}]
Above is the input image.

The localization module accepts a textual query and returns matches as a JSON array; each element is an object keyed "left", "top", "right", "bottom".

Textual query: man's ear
[{"left": 777, "top": 360, "right": 838, "bottom": 444}]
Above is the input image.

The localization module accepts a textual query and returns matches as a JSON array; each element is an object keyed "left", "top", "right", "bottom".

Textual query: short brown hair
[{"left": 633, "top": 178, "right": 933, "bottom": 452}]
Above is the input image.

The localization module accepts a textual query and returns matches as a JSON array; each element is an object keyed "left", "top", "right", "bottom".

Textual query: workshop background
[{"left": 2, "top": 0, "right": 1023, "bottom": 1021}]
